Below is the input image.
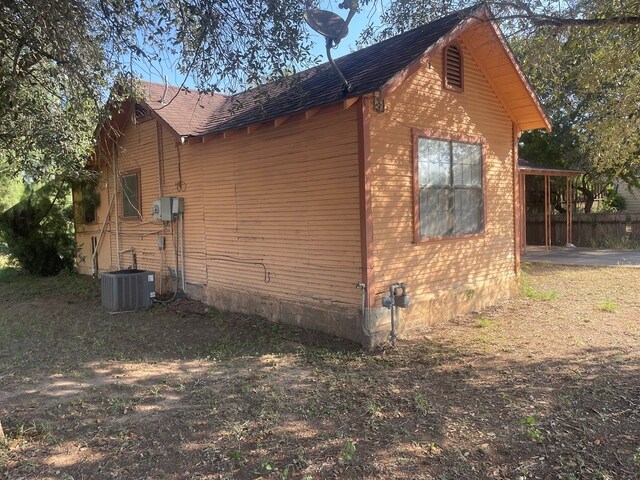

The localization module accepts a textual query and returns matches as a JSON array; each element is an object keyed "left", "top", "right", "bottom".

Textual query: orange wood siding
[
  {"left": 84, "top": 104, "right": 362, "bottom": 309},
  {"left": 74, "top": 163, "right": 113, "bottom": 276},
  {"left": 159, "top": 124, "right": 208, "bottom": 287},
  {"left": 459, "top": 24, "right": 549, "bottom": 131},
  {"left": 107, "top": 119, "right": 175, "bottom": 279},
  {"left": 369, "top": 40, "right": 516, "bottom": 318},
  {"left": 191, "top": 103, "right": 362, "bottom": 307}
]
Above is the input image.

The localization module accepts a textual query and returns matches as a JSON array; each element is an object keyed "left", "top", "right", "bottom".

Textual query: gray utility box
[
  {"left": 101, "top": 270, "right": 156, "bottom": 312},
  {"left": 151, "top": 197, "right": 184, "bottom": 221}
]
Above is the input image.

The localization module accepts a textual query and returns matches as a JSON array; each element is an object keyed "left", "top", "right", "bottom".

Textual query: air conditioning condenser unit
[{"left": 101, "top": 270, "right": 156, "bottom": 312}]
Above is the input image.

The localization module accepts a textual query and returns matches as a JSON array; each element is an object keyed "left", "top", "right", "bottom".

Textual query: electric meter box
[{"left": 151, "top": 197, "right": 183, "bottom": 221}]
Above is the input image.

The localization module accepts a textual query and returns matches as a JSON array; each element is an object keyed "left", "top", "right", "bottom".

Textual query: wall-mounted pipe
[
  {"left": 382, "top": 282, "right": 409, "bottom": 348},
  {"left": 356, "top": 281, "right": 366, "bottom": 314},
  {"left": 180, "top": 212, "right": 186, "bottom": 292},
  {"left": 118, "top": 247, "right": 137, "bottom": 269}
]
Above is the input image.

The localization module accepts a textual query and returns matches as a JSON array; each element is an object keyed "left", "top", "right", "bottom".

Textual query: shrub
[
  {"left": 600, "top": 188, "right": 627, "bottom": 212},
  {"left": 0, "top": 183, "right": 75, "bottom": 276}
]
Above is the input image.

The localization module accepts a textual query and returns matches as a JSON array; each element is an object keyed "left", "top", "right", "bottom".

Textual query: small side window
[
  {"left": 121, "top": 171, "right": 141, "bottom": 219},
  {"left": 444, "top": 43, "right": 464, "bottom": 92},
  {"left": 73, "top": 176, "right": 100, "bottom": 224},
  {"left": 81, "top": 183, "right": 98, "bottom": 224}
]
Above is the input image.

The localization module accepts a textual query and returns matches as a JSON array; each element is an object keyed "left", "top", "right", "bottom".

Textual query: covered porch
[{"left": 518, "top": 159, "right": 582, "bottom": 252}]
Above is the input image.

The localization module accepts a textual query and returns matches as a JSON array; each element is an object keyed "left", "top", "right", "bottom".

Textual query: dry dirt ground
[{"left": 0, "top": 264, "right": 639, "bottom": 480}]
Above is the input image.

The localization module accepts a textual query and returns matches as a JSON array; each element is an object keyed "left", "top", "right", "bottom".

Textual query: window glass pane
[
  {"left": 452, "top": 143, "right": 482, "bottom": 186},
  {"left": 418, "top": 138, "right": 451, "bottom": 186},
  {"left": 122, "top": 174, "right": 139, "bottom": 218},
  {"left": 453, "top": 187, "right": 483, "bottom": 235},
  {"left": 417, "top": 136, "right": 484, "bottom": 238},
  {"left": 83, "top": 183, "right": 97, "bottom": 223},
  {"left": 420, "top": 186, "right": 452, "bottom": 237}
]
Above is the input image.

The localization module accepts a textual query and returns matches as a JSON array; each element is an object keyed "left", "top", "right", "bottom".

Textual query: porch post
[
  {"left": 544, "top": 175, "right": 551, "bottom": 249},
  {"left": 566, "top": 177, "right": 573, "bottom": 246},
  {"left": 521, "top": 173, "right": 527, "bottom": 253}
]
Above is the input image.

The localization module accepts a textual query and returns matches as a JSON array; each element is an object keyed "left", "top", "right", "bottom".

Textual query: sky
[
  {"left": 135, "top": 3, "right": 384, "bottom": 91},
  {"left": 307, "top": 3, "right": 384, "bottom": 59}
]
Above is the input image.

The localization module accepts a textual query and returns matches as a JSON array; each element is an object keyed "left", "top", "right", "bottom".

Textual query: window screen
[
  {"left": 417, "top": 137, "right": 483, "bottom": 238},
  {"left": 121, "top": 173, "right": 140, "bottom": 218}
]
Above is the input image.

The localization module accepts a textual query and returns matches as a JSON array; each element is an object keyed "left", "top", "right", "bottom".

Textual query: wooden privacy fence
[{"left": 526, "top": 213, "right": 640, "bottom": 247}]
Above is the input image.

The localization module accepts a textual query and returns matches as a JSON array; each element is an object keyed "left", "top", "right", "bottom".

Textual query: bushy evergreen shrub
[{"left": 0, "top": 184, "right": 75, "bottom": 276}]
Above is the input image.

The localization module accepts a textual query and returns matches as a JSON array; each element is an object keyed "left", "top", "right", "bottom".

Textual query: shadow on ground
[{"left": 1, "top": 266, "right": 639, "bottom": 479}]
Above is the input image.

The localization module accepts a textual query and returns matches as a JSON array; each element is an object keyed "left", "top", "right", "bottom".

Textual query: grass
[
  {"left": 475, "top": 316, "right": 491, "bottom": 328},
  {"left": 522, "top": 280, "right": 558, "bottom": 301},
  {"left": 412, "top": 393, "right": 431, "bottom": 415},
  {"left": 590, "top": 236, "right": 640, "bottom": 250},
  {"left": 0, "top": 264, "right": 638, "bottom": 479},
  {"left": 521, "top": 267, "right": 558, "bottom": 301},
  {"left": 598, "top": 299, "right": 617, "bottom": 313}
]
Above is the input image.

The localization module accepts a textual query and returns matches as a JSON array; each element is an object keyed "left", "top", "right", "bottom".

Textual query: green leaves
[
  {"left": 515, "top": 20, "right": 640, "bottom": 191},
  {"left": 1, "top": 0, "right": 317, "bottom": 183},
  {"left": 0, "top": 182, "right": 75, "bottom": 276}
]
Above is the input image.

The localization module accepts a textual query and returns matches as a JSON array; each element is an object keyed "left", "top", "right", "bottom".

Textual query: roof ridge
[
  {"left": 140, "top": 4, "right": 483, "bottom": 102},
  {"left": 222, "top": 4, "right": 485, "bottom": 102},
  {"left": 138, "top": 79, "right": 230, "bottom": 100},
  {"left": 142, "top": 4, "right": 489, "bottom": 137}
]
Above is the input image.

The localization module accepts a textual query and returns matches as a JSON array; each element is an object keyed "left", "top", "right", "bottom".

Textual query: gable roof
[
  {"left": 142, "top": 82, "right": 228, "bottom": 137},
  {"left": 142, "top": 4, "right": 549, "bottom": 138}
]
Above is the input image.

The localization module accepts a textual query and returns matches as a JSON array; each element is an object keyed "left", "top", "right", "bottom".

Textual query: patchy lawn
[{"left": 0, "top": 264, "right": 639, "bottom": 480}]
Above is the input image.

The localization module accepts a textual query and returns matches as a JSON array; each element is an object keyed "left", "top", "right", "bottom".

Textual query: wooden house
[
  {"left": 74, "top": 6, "right": 550, "bottom": 346},
  {"left": 616, "top": 182, "right": 640, "bottom": 213}
]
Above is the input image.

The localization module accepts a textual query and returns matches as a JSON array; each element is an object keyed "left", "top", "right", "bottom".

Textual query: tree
[
  {"left": 0, "top": 182, "right": 75, "bottom": 276},
  {"left": 363, "top": 0, "right": 640, "bottom": 213},
  {"left": 1, "top": 0, "right": 317, "bottom": 182},
  {"left": 0, "top": 167, "right": 24, "bottom": 214},
  {"left": 360, "top": 0, "right": 640, "bottom": 42},
  {"left": 514, "top": 22, "right": 640, "bottom": 212},
  {"left": 1, "top": 1, "right": 107, "bottom": 182}
]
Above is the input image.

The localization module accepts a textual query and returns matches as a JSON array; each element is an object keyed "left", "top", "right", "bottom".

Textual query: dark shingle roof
[
  {"left": 143, "top": 82, "right": 228, "bottom": 137},
  {"left": 144, "top": 5, "right": 480, "bottom": 137}
]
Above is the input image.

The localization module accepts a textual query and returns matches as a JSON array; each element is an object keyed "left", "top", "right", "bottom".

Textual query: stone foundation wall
[
  {"left": 196, "top": 274, "right": 518, "bottom": 348},
  {"left": 204, "top": 285, "right": 364, "bottom": 344}
]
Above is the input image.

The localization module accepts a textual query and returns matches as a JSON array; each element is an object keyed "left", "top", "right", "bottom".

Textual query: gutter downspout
[{"left": 357, "top": 95, "right": 376, "bottom": 345}]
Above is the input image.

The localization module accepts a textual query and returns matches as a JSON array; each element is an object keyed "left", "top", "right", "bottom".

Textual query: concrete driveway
[{"left": 523, "top": 246, "right": 640, "bottom": 267}]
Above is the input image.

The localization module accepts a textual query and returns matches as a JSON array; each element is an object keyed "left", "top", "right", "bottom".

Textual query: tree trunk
[
  {"left": 583, "top": 192, "right": 594, "bottom": 213},
  {"left": 0, "top": 419, "right": 4, "bottom": 442},
  {"left": 576, "top": 180, "right": 595, "bottom": 214}
]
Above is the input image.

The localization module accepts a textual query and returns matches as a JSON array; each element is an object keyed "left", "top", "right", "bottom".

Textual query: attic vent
[
  {"left": 444, "top": 44, "right": 464, "bottom": 92},
  {"left": 135, "top": 104, "right": 151, "bottom": 123}
]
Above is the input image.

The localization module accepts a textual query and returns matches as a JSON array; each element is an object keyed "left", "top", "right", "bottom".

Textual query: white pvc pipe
[
  {"left": 180, "top": 212, "right": 186, "bottom": 292},
  {"left": 92, "top": 191, "right": 115, "bottom": 276},
  {"left": 113, "top": 147, "right": 121, "bottom": 270}
]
